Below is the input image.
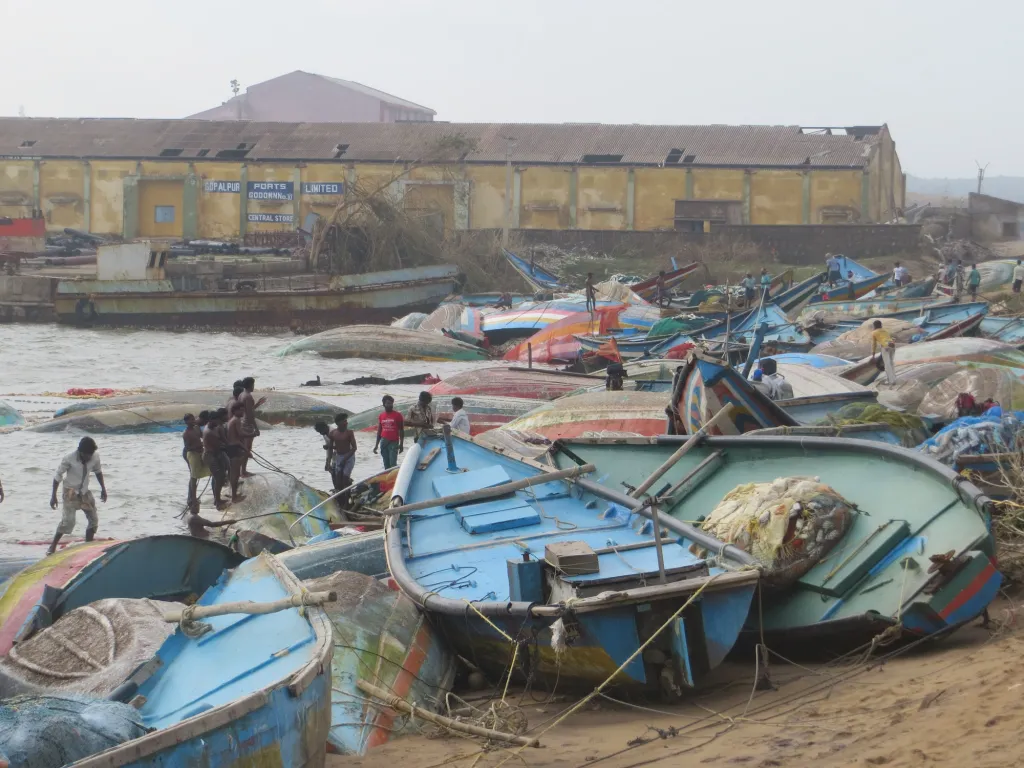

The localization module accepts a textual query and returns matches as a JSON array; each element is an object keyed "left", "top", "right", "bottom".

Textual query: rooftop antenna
[{"left": 976, "top": 161, "right": 989, "bottom": 194}]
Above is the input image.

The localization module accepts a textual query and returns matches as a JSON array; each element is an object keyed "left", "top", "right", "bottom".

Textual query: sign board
[
  {"left": 301, "top": 182, "right": 344, "bottom": 195},
  {"left": 247, "top": 182, "right": 294, "bottom": 201},
  {"left": 204, "top": 180, "right": 241, "bottom": 193},
  {"left": 247, "top": 213, "right": 294, "bottom": 223}
]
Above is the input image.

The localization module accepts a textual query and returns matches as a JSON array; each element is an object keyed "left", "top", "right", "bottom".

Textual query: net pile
[
  {"left": 917, "top": 409, "right": 1024, "bottom": 465},
  {"left": 811, "top": 318, "right": 922, "bottom": 361},
  {"left": 0, "top": 694, "right": 147, "bottom": 768},
  {"left": 700, "top": 477, "right": 855, "bottom": 587},
  {"left": 917, "top": 368, "right": 1024, "bottom": 420},
  {"left": 822, "top": 402, "right": 929, "bottom": 447},
  {"left": 0, "top": 598, "right": 181, "bottom": 700}
]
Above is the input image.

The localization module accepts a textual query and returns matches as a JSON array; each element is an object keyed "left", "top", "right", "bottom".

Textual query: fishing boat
[
  {"left": 807, "top": 272, "right": 889, "bottom": 304},
  {"left": 767, "top": 352, "right": 850, "bottom": 368},
  {"left": 443, "top": 292, "right": 531, "bottom": 308},
  {"left": 771, "top": 270, "right": 827, "bottom": 312},
  {"left": 277, "top": 325, "right": 490, "bottom": 361},
  {"left": 840, "top": 337, "right": 1024, "bottom": 386},
  {"left": 70, "top": 552, "right": 334, "bottom": 767},
  {"left": 503, "top": 306, "right": 627, "bottom": 364},
  {"left": 499, "top": 391, "right": 672, "bottom": 438},
  {"left": 0, "top": 400, "right": 23, "bottom": 428},
  {"left": 29, "top": 404, "right": 273, "bottom": 435},
  {"left": 647, "top": 303, "right": 812, "bottom": 359},
  {"left": 384, "top": 432, "right": 759, "bottom": 693},
  {"left": 980, "top": 316, "right": 1024, "bottom": 348},
  {"left": 627, "top": 262, "right": 701, "bottom": 302},
  {"left": 429, "top": 366, "right": 590, "bottom": 400},
  {"left": 503, "top": 249, "right": 566, "bottom": 292},
  {"left": 881, "top": 276, "right": 937, "bottom": 299},
  {"left": 672, "top": 270, "right": 794, "bottom": 312},
  {"left": 52, "top": 389, "right": 339, "bottom": 426},
  {"left": 547, "top": 435, "right": 1001, "bottom": 646},
  {"left": 796, "top": 296, "right": 952, "bottom": 325},
  {"left": 347, "top": 394, "right": 540, "bottom": 436},
  {"left": 575, "top": 316, "right": 722, "bottom": 360},
  {"left": 0, "top": 536, "right": 242, "bottom": 657},
  {"left": 482, "top": 300, "right": 660, "bottom": 344},
  {"left": 417, "top": 302, "right": 485, "bottom": 341},
  {"left": 806, "top": 302, "right": 988, "bottom": 347}
]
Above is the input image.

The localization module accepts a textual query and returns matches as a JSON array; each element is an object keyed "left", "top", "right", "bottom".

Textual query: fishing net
[
  {"left": 0, "top": 598, "right": 181, "bottom": 700},
  {"left": 820, "top": 402, "right": 929, "bottom": 447},
  {"left": 0, "top": 693, "right": 148, "bottom": 768},
  {"left": 873, "top": 379, "right": 932, "bottom": 412},
  {"left": 391, "top": 312, "right": 428, "bottom": 330},
  {"left": 810, "top": 318, "right": 923, "bottom": 361},
  {"left": 917, "top": 368, "right": 1024, "bottom": 420},
  {"left": 700, "top": 477, "right": 855, "bottom": 587},
  {"left": 917, "top": 410, "right": 1024, "bottom": 465}
]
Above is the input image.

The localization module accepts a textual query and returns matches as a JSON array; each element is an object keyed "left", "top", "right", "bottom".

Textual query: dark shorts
[
  {"left": 224, "top": 444, "right": 244, "bottom": 458},
  {"left": 1014, "top": 279, "right": 1022, "bottom": 293},
  {"left": 827, "top": 270, "right": 840, "bottom": 283}
]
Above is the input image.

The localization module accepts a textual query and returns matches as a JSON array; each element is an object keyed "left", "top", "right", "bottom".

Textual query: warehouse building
[{"left": 0, "top": 119, "right": 903, "bottom": 239}]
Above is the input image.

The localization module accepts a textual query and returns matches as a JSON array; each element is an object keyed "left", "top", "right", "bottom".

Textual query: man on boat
[
  {"left": 495, "top": 292, "right": 513, "bottom": 310},
  {"left": 373, "top": 395, "right": 405, "bottom": 469},
  {"left": 439, "top": 396, "right": 471, "bottom": 434},
  {"left": 756, "top": 358, "right": 793, "bottom": 401},
  {"left": 48, "top": 437, "right": 107, "bottom": 555},
  {"left": 238, "top": 377, "right": 266, "bottom": 477},
  {"left": 314, "top": 421, "right": 336, "bottom": 485},
  {"left": 605, "top": 361, "right": 628, "bottom": 391},
  {"left": 1014, "top": 260, "right": 1024, "bottom": 294},
  {"left": 182, "top": 413, "right": 208, "bottom": 512},
  {"left": 224, "top": 403, "right": 248, "bottom": 503},
  {"left": 967, "top": 264, "right": 981, "bottom": 300},
  {"left": 585, "top": 273, "right": 596, "bottom": 313},
  {"left": 328, "top": 413, "right": 357, "bottom": 490},
  {"left": 871, "top": 320, "right": 897, "bottom": 385},
  {"left": 741, "top": 273, "right": 757, "bottom": 305},
  {"left": 202, "top": 411, "right": 229, "bottom": 510},
  {"left": 655, "top": 271, "right": 669, "bottom": 307},
  {"left": 759, "top": 269, "right": 772, "bottom": 301},
  {"left": 407, "top": 391, "right": 436, "bottom": 442},
  {"left": 825, "top": 254, "right": 840, "bottom": 286}
]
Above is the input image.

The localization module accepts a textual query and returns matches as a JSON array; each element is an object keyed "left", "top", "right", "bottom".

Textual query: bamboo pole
[
  {"left": 162, "top": 591, "right": 336, "bottom": 623},
  {"left": 382, "top": 464, "right": 596, "bottom": 517},
  {"left": 356, "top": 680, "right": 541, "bottom": 748}
]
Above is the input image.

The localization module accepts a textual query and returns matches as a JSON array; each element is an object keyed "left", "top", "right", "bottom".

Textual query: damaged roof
[{"left": 0, "top": 118, "right": 884, "bottom": 168}]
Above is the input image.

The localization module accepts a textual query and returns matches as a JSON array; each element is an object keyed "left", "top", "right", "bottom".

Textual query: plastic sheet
[
  {"left": 918, "top": 410, "right": 1024, "bottom": 465},
  {"left": 917, "top": 368, "right": 1024, "bottom": 420}
]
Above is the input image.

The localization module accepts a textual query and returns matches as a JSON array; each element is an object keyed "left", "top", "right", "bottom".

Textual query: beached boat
[
  {"left": 772, "top": 270, "right": 827, "bottom": 312},
  {"left": 29, "top": 404, "right": 273, "bottom": 434},
  {"left": 499, "top": 391, "right": 671, "bottom": 438},
  {"left": 442, "top": 292, "right": 531, "bottom": 308},
  {"left": 417, "top": 302, "right": 485, "bottom": 341},
  {"left": 278, "top": 325, "right": 489, "bottom": 361},
  {"left": 385, "top": 432, "right": 758, "bottom": 692},
  {"left": 504, "top": 306, "right": 626, "bottom": 364},
  {"left": 0, "top": 400, "right": 23, "bottom": 428},
  {"left": 796, "top": 296, "right": 952, "bottom": 324},
  {"left": 768, "top": 352, "right": 851, "bottom": 368},
  {"left": 807, "top": 272, "right": 889, "bottom": 304},
  {"left": 840, "top": 337, "right": 1024, "bottom": 386},
  {"left": 575, "top": 316, "right": 721, "bottom": 360},
  {"left": 482, "top": 300, "right": 659, "bottom": 344},
  {"left": 883, "top": 276, "right": 937, "bottom": 299},
  {"left": 503, "top": 249, "right": 566, "bottom": 292},
  {"left": 69, "top": 552, "right": 333, "bottom": 767},
  {"left": 429, "top": 366, "right": 589, "bottom": 400},
  {"left": 627, "top": 262, "right": 701, "bottom": 302},
  {"left": 52, "top": 389, "right": 340, "bottom": 426},
  {"left": 548, "top": 435, "right": 1000, "bottom": 646},
  {"left": 0, "top": 536, "right": 242, "bottom": 657},
  {"left": 980, "top": 316, "right": 1024, "bottom": 347},
  {"left": 348, "top": 394, "right": 539, "bottom": 436},
  {"left": 806, "top": 302, "right": 988, "bottom": 347}
]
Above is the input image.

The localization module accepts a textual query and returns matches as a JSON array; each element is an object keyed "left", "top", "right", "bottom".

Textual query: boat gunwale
[{"left": 70, "top": 552, "right": 334, "bottom": 768}]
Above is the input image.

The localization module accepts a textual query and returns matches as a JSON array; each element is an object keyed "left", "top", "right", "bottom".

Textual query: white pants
[
  {"left": 880, "top": 345, "right": 896, "bottom": 385},
  {"left": 59, "top": 489, "right": 98, "bottom": 535}
]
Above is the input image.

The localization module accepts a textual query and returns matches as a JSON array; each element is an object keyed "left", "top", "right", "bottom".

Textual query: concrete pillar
[
  {"left": 122, "top": 175, "right": 139, "bottom": 238},
  {"left": 183, "top": 164, "right": 199, "bottom": 239},
  {"left": 685, "top": 168, "right": 694, "bottom": 199},
  {"left": 802, "top": 171, "right": 811, "bottom": 224},
  {"left": 861, "top": 170, "right": 870, "bottom": 222},
  {"left": 742, "top": 170, "right": 752, "bottom": 225},
  {"left": 83, "top": 161, "right": 91, "bottom": 232},
  {"left": 238, "top": 165, "right": 249, "bottom": 238},
  {"left": 454, "top": 180, "right": 470, "bottom": 230},
  {"left": 626, "top": 168, "right": 635, "bottom": 230},
  {"left": 569, "top": 167, "right": 578, "bottom": 229},
  {"left": 32, "top": 160, "right": 40, "bottom": 216},
  {"left": 292, "top": 166, "right": 302, "bottom": 225},
  {"left": 512, "top": 168, "right": 522, "bottom": 228}
]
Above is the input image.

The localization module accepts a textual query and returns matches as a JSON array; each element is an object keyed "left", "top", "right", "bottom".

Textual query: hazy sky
[{"left": 2, "top": 0, "right": 1019, "bottom": 178}]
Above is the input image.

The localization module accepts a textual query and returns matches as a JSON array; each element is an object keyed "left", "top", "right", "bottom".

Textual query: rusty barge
[{"left": 52, "top": 242, "right": 461, "bottom": 330}]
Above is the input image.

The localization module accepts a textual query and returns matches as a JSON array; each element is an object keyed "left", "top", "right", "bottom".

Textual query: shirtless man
[
  {"left": 238, "top": 377, "right": 266, "bottom": 477},
  {"left": 328, "top": 413, "right": 357, "bottom": 491},
  {"left": 182, "top": 413, "right": 208, "bottom": 512},
  {"left": 226, "top": 380, "right": 243, "bottom": 415},
  {"left": 202, "top": 411, "right": 229, "bottom": 510},
  {"left": 225, "top": 403, "right": 248, "bottom": 502}
]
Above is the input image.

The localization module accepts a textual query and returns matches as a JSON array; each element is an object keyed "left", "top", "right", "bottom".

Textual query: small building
[
  {"left": 187, "top": 71, "right": 435, "bottom": 124},
  {"left": 969, "top": 192, "right": 1023, "bottom": 241}
]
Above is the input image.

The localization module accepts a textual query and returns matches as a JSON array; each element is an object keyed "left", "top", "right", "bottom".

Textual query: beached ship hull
[
  {"left": 278, "top": 324, "right": 489, "bottom": 361},
  {"left": 55, "top": 265, "right": 461, "bottom": 330},
  {"left": 429, "top": 366, "right": 589, "bottom": 400},
  {"left": 499, "top": 391, "right": 672, "bottom": 438}
]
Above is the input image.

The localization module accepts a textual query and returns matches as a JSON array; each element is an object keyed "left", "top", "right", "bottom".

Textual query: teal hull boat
[
  {"left": 980, "top": 316, "right": 1024, "bottom": 348},
  {"left": 548, "top": 435, "right": 1001, "bottom": 647},
  {"left": 73, "top": 553, "right": 334, "bottom": 767}
]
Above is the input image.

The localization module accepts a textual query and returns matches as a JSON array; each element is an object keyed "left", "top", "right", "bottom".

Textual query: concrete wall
[
  {"left": 969, "top": 192, "right": 1024, "bottom": 241},
  {"left": 501, "top": 225, "right": 922, "bottom": 265},
  {"left": 0, "top": 154, "right": 904, "bottom": 239}
]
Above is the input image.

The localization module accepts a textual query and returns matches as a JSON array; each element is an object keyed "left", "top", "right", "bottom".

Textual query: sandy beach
[{"left": 335, "top": 598, "right": 1023, "bottom": 768}]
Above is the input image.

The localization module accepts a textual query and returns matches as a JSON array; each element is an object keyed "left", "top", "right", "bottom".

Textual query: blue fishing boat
[
  {"left": 648, "top": 303, "right": 812, "bottom": 359},
  {"left": 444, "top": 292, "right": 532, "bottom": 308},
  {"left": 772, "top": 270, "right": 826, "bottom": 312},
  {"left": 0, "top": 400, "right": 23, "bottom": 428},
  {"left": 796, "top": 296, "right": 953, "bottom": 324},
  {"left": 807, "top": 302, "right": 989, "bottom": 346},
  {"left": 768, "top": 352, "right": 850, "bottom": 368},
  {"left": 384, "top": 432, "right": 759, "bottom": 694},
  {"left": 980, "top": 316, "right": 1024, "bottom": 348},
  {"left": 807, "top": 272, "right": 889, "bottom": 304},
  {"left": 881, "top": 276, "right": 937, "bottom": 299},
  {"left": 71, "top": 552, "right": 334, "bottom": 767},
  {"left": 503, "top": 249, "right": 566, "bottom": 292},
  {"left": 547, "top": 435, "right": 1000, "bottom": 647}
]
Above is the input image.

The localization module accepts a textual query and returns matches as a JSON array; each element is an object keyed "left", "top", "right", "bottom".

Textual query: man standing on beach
[
  {"left": 585, "top": 273, "right": 596, "bottom": 313},
  {"left": 238, "top": 376, "right": 265, "bottom": 477},
  {"left": 202, "top": 411, "right": 228, "bottom": 510},
  {"left": 329, "top": 413, "right": 357, "bottom": 490},
  {"left": 968, "top": 264, "right": 981, "bottom": 300},
  {"left": 225, "top": 403, "right": 248, "bottom": 503},
  {"left": 407, "top": 391, "right": 436, "bottom": 442},
  {"left": 182, "top": 413, "right": 208, "bottom": 512},
  {"left": 48, "top": 437, "right": 107, "bottom": 555},
  {"left": 373, "top": 396, "right": 404, "bottom": 470}
]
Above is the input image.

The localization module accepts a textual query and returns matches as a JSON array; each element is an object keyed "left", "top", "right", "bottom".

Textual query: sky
[{"left": 2, "top": 0, "right": 1020, "bottom": 178}]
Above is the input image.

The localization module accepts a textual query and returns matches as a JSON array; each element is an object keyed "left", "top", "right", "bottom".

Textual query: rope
[{"left": 178, "top": 604, "right": 212, "bottom": 639}]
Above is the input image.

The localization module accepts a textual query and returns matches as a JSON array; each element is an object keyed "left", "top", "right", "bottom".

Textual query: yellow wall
[
  {"left": 519, "top": 166, "right": 571, "bottom": 229},
  {"left": 633, "top": 168, "right": 688, "bottom": 230},
  {"left": 197, "top": 162, "right": 243, "bottom": 238},
  {"left": 0, "top": 160, "right": 34, "bottom": 218},
  {"left": 576, "top": 167, "right": 627, "bottom": 230},
  {"left": 809, "top": 170, "right": 861, "bottom": 223},
  {"left": 298, "top": 163, "right": 348, "bottom": 228},
  {"left": 39, "top": 160, "right": 84, "bottom": 229},
  {"left": 468, "top": 165, "right": 506, "bottom": 229},
  {"left": 138, "top": 179, "right": 184, "bottom": 237},
  {"left": 749, "top": 170, "right": 803, "bottom": 225},
  {"left": 691, "top": 169, "right": 744, "bottom": 201},
  {"left": 246, "top": 165, "right": 295, "bottom": 232},
  {"left": 91, "top": 161, "right": 135, "bottom": 234}
]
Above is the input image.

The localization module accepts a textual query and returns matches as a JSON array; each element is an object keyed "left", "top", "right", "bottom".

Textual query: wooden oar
[{"left": 162, "top": 590, "right": 336, "bottom": 623}]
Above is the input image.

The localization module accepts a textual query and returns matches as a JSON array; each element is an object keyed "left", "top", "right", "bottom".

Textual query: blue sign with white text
[
  {"left": 247, "top": 181, "right": 294, "bottom": 201},
  {"left": 301, "top": 182, "right": 344, "bottom": 195}
]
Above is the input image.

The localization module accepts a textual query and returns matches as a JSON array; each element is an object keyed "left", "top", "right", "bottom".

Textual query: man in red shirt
[{"left": 373, "top": 395, "right": 404, "bottom": 469}]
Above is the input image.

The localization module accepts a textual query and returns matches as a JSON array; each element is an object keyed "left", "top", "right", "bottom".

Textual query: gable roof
[
  {"left": 0, "top": 118, "right": 883, "bottom": 168},
  {"left": 306, "top": 73, "right": 436, "bottom": 114}
]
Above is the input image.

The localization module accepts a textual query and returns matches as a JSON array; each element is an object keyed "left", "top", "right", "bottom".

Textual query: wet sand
[{"left": 336, "top": 601, "right": 1022, "bottom": 768}]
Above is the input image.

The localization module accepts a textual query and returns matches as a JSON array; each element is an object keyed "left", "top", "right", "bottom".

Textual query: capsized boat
[
  {"left": 499, "top": 391, "right": 671, "bottom": 438},
  {"left": 384, "top": 432, "right": 758, "bottom": 692},
  {"left": 29, "top": 404, "right": 273, "bottom": 434},
  {"left": 503, "top": 248, "right": 566, "bottom": 292},
  {"left": 0, "top": 535, "right": 242, "bottom": 657},
  {"left": 482, "top": 300, "right": 659, "bottom": 344},
  {"left": 278, "top": 325, "right": 489, "bottom": 361},
  {"left": 347, "top": 394, "right": 539, "bottom": 436},
  {"left": 768, "top": 352, "right": 850, "bottom": 368},
  {"left": 504, "top": 306, "right": 626, "bottom": 364},
  {"left": 980, "top": 316, "right": 1024, "bottom": 348},
  {"left": 72, "top": 553, "right": 333, "bottom": 767},
  {"left": 0, "top": 400, "right": 23, "bottom": 428},
  {"left": 429, "top": 366, "right": 589, "bottom": 400},
  {"left": 548, "top": 435, "right": 1000, "bottom": 646},
  {"left": 417, "top": 302, "right": 485, "bottom": 341},
  {"left": 840, "top": 337, "right": 1024, "bottom": 386},
  {"left": 52, "top": 388, "right": 340, "bottom": 426},
  {"left": 882, "top": 276, "right": 937, "bottom": 299}
]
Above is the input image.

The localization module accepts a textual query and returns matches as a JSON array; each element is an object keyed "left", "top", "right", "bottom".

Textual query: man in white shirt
[
  {"left": 48, "top": 437, "right": 107, "bottom": 555},
  {"left": 442, "top": 397, "right": 472, "bottom": 434},
  {"left": 1013, "top": 260, "right": 1024, "bottom": 294}
]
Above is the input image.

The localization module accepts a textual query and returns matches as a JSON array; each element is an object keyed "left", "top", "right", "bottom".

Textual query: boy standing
[
  {"left": 373, "top": 396, "right": 404, "bottom": 469},
  {"left": 329, "top": 413, "right": 357, "bottom": 490},
  {"left": 48, "top": 437, "right": 107, "bottom": 555}
]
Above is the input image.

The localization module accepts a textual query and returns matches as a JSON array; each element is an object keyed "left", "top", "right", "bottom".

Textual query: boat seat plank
[
  {"left": 432, "top": 465, "right": 512, "bottom": 504},
  {"left": 562, "top": 544, "right": 705, "bottom": 583},
  {"left": 458, "top": 504, "right": 541, "bottom": 534},
  {"left": 798, "top": 519, "right": 911, "bottom": 598}
]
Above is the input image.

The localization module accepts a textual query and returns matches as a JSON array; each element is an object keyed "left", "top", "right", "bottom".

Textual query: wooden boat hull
[
  {"left": 503, "top": 249, "right": 564, "bottom": 292},
  {"left": 500, "top": 391, "right": 672, "bottom": 438},
  {"left": 429, "top": 366, "right": 588, "bottom": 400},
  {"left": 278, "top": 325, "right": 489, "bottom": 361},
  {"left": 840, "top": 337, "right": 1024, "bottom": 386},
  {"left": 348, "top": 395, "right": 539, "bottom": 436},
  {"left": 549, "top": 435, "right": 1000, "bottom": 645},
  {"left": 807, "top": 273, "right": 888, "bottom": 304},
  {"left": 797, "top": 297, "right": 952, "bottom": 324},
  {"left": 629, "top": 262, "right": 700, "bottom": 301},
  {"left": 980, "top": 316, "right": 1024, "bottom": 348}
]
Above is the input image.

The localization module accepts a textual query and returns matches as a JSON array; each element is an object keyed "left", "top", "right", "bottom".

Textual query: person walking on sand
[
  {"left": 585, "top": 273, "right": 596, "bottom": 313},
  {"left": 871, "top": 320, "right": 897, "bottom": 386},
  {"left": 238, "top": 376, "right": 266, "bottom": 477},
  {"left": 328, "top": 413, "right": 357, "bottom": 491},
  {"left": 373, "top": 395, "right": 404, "bottom": 470},
  {"left": 182, "top": 413, "right": 208, "bottom": 512},
  {"left": 1013, "top": 260, "right": 1024, "bottom": 294},
  {"left": 48, "top": 437, "right": 107, "bottom": 555},
  {"left": 968, "top": 264, "right": 981, "bottom": 300}
]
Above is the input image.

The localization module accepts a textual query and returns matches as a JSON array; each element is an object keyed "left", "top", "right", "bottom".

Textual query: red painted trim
[
  {"left": 364, "top": 622, "right": 432, "bottom": 749},
  {"left": 939, "top": 561, "right": 996, "bottom": 620}
]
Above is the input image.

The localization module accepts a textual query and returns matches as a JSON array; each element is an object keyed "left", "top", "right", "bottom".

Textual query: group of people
[
  {"left": 939, "top": 259, "right": 982, "bottom": 299},
  {"left": 740, "top": 269, "right": 774, "bottom": 305}
]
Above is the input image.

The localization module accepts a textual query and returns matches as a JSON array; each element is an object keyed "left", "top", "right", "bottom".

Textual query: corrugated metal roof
[
  {"left": 0, "top": 118, "right": 882, "bottom": 167},
  {"left": 312, "top": 74, "right": 436, "bottom": 113}
]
